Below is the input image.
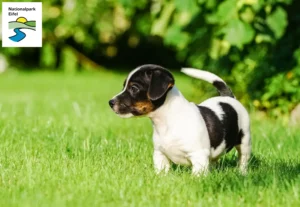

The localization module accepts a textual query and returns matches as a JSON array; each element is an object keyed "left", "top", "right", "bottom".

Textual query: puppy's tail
[{"left": 181, "top": 68, "right": 235, "bottom": 98}]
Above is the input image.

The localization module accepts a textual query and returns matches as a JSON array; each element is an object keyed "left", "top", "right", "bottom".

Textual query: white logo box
[{"left": 2, "top": 2, "right": 42, "bottom": 47}]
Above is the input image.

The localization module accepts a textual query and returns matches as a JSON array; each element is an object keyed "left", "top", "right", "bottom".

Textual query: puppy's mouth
[
  {"left": 113, "top": 103, "right": 128, "bottom": 113},
  {"left": 112, "top": 102, "right": 132, "bottom": 115},
  {"left": 113, "top": 107, "right": 134, "bottom": 118},
  {"left": 112, "top": 103, "right": 144, "bottom": 118}
]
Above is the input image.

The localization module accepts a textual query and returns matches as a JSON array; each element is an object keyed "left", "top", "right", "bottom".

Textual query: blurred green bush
[{"left": 0, "top": 0, "right": 299, "bottom": 117}]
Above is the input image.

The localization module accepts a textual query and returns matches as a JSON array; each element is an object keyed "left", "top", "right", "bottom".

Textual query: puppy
[{"left": 109, "top": 64, "right": 251, "bottom": 176}]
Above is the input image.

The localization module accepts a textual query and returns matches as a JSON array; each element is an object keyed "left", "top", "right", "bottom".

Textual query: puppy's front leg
[
  {"left": 153, "top": 150, "right": 170, "bottom": 174},
  {"left": 189, "top": 149, "right": 210, "bottom": 176}
]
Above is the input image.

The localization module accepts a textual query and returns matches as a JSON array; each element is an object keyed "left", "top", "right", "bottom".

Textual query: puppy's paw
[
  {"left": 192, "top": 168, "right": 209, "bottom": 177},
  {"left": 155, "top": 168, "right": 169, "bottom": 176},
  {"left": 239, "top": 166, "right": 248, "bottom": 176}
]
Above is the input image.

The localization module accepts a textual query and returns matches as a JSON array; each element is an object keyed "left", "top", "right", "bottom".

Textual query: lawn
[{"left": 0, "top": 71, "right": 299, "bottom": 207}]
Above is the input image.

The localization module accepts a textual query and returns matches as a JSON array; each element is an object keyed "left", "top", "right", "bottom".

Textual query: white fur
[
  {"left": 148, "top": 87, "right": 211, "bottom": 175},
  {"left": 148, "top": 87, "right": 251, "bottom": 176},
  {"left": 147, "top": 69, "right": 251, "bottom": 176},
  {"left": 199, "top": 99, "right": 224, "bottom": 120},
  {"left": 181, "top": 68, "right": 236, "bottom": 98},
  {"left": 181, "top": 68, "right": 224, "bottom": 84},
  {"left": 117, "top": 113, "right": 134, "bottom": 118},
  {"left": 210, "top": 140, "right": 226, "bottom": 160},
  {"left": 113, "top": 66, "right": 251, "bottom": 176}
]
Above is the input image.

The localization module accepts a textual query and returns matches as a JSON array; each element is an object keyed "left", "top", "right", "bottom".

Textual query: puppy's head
[{"left": 109, "top": 64, "right": 174, "bottom": 118}]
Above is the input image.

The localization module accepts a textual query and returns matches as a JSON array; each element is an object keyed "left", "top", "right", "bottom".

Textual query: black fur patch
[
  {"left": 219, "top": 102, "right": 243, "bottom": 151},
  {"left": 198, "top": 106, "right": 224, "bottom": 149},
  {"left": 128, "top": 69, "right": 171, "bottom": 111},
  {"left": 212, "top": 81, "right": 234, "bottom": 98},
  {"left": 112, "top": 65, "right": 174, "bottom": 115},
  {"left": 198, "top": 102, "right": 243, "bottom": 152}
]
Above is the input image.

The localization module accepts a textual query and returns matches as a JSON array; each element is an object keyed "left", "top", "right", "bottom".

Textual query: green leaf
[
  {"left": 209, "top": 39, "right": 231, "bottom": 59},
  {"left": 205, "top": 0, "right": 217, "bottom": 9},
  {"left": 164, "top": 25, "right": 190, "bottom": 50},
  {"left": 223, "top": 19, "right": 255, "bottom": 49},
  {"left": 293, "top": 48, "right": 300, "bottom": 64},
  {"left": 240, "top": 7, "right": 255, "bottom": 23},
  {"left": 173, "top": 0, "right": 200, "bottom": 26},
  {"left": 151, "top": 2, "right": 175, "bottom": 36},
  {"left": 255, "top": 34, "right": 273, "bottom": 44},
  {"left": 216, "top": 0, "right": 237, "bottom": 24},
  {"left": 174, "top": 0, "right": 198, "bottom": 12},
  {"left": 249, "top": 0, "right": 264, "bottom": 12},
  {"left": 206, "top": 0, "right": 237, "bottom": 24},
  {"left": 266, "top": 7, "right": 288, "bottom": 39},
  {"left": 136, "top": 14, "right": 151, "bottom": 35},
  {"left": 119, "top": 0, "right": 148, "bottom": 9}
]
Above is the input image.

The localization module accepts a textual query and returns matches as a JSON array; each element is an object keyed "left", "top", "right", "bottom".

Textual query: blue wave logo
[{"left": 9, "top": 17, "right": 36, "bottom": 42}]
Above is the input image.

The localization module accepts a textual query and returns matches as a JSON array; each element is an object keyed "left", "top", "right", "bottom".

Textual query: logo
[
  {"left": 9, "top": 17, "right": 36, "bottom": 42},
  {"left": 2, "top": 2, "right": 42, "bottom": 47}
]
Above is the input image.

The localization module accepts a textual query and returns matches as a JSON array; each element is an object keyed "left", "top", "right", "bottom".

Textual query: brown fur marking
[
  {"left": 168, "top": 83, "right": 174, "bottom": 88},
  {"left": 133, "top": 101, "right": 154, "bottom": 114}
]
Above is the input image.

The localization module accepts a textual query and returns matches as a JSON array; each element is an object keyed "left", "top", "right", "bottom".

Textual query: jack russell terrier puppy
[{"left": 109, "top": 64, "right": 251, "bottom": 176}]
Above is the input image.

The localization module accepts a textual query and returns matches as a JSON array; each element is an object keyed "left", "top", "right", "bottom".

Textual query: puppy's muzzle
[{"left": 109, "top": 99, "right": 116, "bottom": 108}]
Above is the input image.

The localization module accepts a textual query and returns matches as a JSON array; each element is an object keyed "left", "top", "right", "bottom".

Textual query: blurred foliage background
[{"left": 0, "top": 0, "right": 299, "bottom": 119}]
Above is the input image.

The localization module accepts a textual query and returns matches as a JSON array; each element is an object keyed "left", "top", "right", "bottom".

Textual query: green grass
[{"left": 0, "top": 71, "right": 299, "bottom": 207}]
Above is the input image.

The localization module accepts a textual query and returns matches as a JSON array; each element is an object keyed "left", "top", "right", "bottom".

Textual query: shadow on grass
[{"left": 169, "top": 154, "right": 300, "bottom": 193}]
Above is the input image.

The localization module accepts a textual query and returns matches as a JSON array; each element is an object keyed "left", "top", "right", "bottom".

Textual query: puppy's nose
[{"left": 109, "top": 99, "right": 115, "bottom": 108}]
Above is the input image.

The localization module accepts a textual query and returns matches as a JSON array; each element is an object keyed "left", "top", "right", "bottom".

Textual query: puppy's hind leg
[{"left": 235, "top": 132, "right": 251, "bottom": 175}]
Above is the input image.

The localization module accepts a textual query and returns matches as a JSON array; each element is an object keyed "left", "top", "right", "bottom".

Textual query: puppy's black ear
[{"left": 148, "top": 69, "right": 174, "bottom": 101}]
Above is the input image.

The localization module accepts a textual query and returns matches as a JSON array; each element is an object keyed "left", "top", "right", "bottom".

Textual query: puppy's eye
[
  {"left": 130, "top": 85, "right": 139, "bottom": 94},
  {"left": 146, "top": 70, "right": 152, "bottom": 76}
]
